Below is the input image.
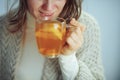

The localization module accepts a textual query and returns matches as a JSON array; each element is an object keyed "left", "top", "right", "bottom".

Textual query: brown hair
[{"left": 8, "top": 0, "right": 82, "bottom": 33}]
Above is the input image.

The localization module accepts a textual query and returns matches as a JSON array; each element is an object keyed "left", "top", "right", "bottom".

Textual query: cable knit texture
[{"left": 0, "top": 11, "right": 105, "bottom": 80}]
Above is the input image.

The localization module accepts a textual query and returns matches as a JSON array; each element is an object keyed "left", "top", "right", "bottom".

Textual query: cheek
[
  {"left": 58, "top": 1, "right": 66, "bottom": 11},
  {"left": 27, "top": 0, "right": 41, "bottom": 18},
  {"left": 56, "top": 2, "right": 66, "bottom": 14}
]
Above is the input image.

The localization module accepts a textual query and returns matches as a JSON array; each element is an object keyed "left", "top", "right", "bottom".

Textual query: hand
[{"left": 61, "top": 18, "right": 85, "bottom": 55}]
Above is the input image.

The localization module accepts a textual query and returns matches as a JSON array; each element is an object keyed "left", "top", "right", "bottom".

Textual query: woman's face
[{"left": 27, "top": 0, "right": 66, "bottom": 20}]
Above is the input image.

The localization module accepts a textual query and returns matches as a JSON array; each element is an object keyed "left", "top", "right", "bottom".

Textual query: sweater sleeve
[
  {"left": 58, "top": 52, "right": 79, "bottom": 80},
  {"left": 74, "top": 12, "right": 105, "bottom": 80}
]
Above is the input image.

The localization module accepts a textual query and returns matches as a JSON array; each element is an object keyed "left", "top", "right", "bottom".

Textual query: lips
[{"left": 40, "top": 11, "right": 54, "bottom": 17}]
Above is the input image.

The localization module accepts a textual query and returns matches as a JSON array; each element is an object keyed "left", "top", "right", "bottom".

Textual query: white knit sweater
[
  {"left": 15, "top": 12, "right": 79, "bottom": 80},
  {"left": 0, "top": 11, "right": 105, "bottom": 80}
]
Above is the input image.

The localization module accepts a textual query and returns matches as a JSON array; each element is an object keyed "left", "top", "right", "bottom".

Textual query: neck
[{"left": 26, "top": 11, "right": 35, "bottom": 29}]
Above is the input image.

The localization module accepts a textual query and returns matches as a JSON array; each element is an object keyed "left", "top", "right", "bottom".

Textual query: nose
[{"left": 42, "top": 0, "right": 54, "bottom": 11}]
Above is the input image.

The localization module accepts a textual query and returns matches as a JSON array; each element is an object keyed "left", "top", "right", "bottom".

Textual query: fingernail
[{"left": 70, "top": 18, "right": 75, "bottom": 24}]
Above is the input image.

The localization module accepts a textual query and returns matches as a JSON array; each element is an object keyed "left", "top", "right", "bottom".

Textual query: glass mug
[{"left": 35, "top": 17, "right": 66, "bottom": 58}]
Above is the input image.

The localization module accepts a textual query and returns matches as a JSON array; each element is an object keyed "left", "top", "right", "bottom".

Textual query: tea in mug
[{"left": 35, "top": 20, "right": 66, "bottom": 58}]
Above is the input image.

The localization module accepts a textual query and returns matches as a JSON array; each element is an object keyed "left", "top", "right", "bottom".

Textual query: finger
[
  {"left": 66, "top": 24, "right": 75, "bottom": 31},
  {"left": 75, "top": 27, "right": 82, "bottom": 38},
  {"left": 70, "top": 18, "right": 85, "bottom": 32},
  {"left": 66, "top": 37, "right": 75, "bottom": 50},
  {"left": 73, "top": 27, "right": 84, "bottom": 46},
  {"left": 70, "top": 31, "right": 80, "bottom": 44},
  {"left": 66, "top": 26, "right": 82, "bottom": 44},
  {"left": 70, "top": 18, "right": 81, "bottom": 27},
  {"left": 66, "top": 36, "right": 83, "bottom": 51}
]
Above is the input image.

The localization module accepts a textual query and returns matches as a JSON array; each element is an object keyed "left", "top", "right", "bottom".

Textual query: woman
[{"left": 0, "top": 0, "right": 105, "bottom": 80}]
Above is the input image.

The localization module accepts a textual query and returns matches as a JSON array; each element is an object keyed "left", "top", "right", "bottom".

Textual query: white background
[{"left": 0, "top": 0, "right": 120, "bottom": 80}]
